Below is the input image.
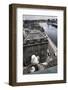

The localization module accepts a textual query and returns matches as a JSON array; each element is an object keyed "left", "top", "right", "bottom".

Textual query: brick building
[{"left": 23, "top": 29, "right": 48, "bottom": 66}]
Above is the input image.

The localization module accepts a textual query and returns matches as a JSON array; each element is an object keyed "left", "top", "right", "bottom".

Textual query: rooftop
[{"left": 24, "top": 29, "right": 47, "bottom": 42}]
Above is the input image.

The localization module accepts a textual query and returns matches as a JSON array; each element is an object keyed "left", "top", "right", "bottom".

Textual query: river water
[{"left": 39, "top": 23, "right": 57, "bottom": 47}]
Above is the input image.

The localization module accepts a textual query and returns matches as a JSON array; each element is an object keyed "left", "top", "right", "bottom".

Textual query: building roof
[
  {"left": 23, "top": 29, "right": 48, "bottom": 45},
  {"left": 24, "top": 29, "right": 46, "bottom": 41}
]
